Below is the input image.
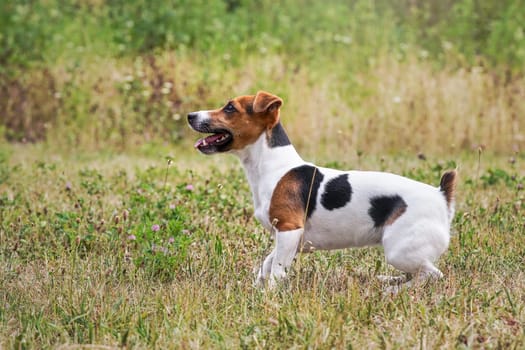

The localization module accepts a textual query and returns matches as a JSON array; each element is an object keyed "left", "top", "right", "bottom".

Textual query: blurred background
[{"left": 1, "top": 0, "right": 524, "bottom": 157}]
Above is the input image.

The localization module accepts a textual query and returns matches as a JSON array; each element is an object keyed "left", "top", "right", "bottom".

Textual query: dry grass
[
  {"left": 284, "top": 55, "right": 525, "bottom": 158},
  {"left": 1, "top": 143, "right": 523, "bottom": 349},
  {"left": 3, "top": 52, "right": 523, "bottom": 158},
  {"left": 2, "top": 2, "right": 524, "bottom": 347}
]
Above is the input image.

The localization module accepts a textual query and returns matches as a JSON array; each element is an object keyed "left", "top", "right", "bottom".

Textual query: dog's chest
[
  {"left": 239, "top": 141, "right": 306, "bottom": 231},
  {"left": 250, "top": 176, "right": 281, "bottom": 230}
]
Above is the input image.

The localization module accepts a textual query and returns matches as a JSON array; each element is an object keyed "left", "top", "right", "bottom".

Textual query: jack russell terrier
[{"left": 188, "top": 91, "right": 457, "bottom": 291}]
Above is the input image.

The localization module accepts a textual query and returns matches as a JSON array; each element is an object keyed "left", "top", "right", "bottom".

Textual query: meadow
[
  {"left": 1, "top": 145, "right": 524, "bottom": 348},
  {"left": 1, "top": 0, "right": 525, "bottom": 348}
]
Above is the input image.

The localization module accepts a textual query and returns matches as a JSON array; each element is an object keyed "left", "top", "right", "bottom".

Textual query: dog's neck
[
  {"left": 232, "top": 123, "right": 304, "bottom": 227},
  {"left": 234, "top": 123, "right": 303, "bottom": 177}
]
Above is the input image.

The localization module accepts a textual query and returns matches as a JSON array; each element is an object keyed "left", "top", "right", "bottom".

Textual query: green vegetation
[
  {"left": 1, "top": 147, "right": 524, "bottom": 348},
  {"left": 1, "top": 0, "right": 524, "bottom": 348},
  {"left": 1, "top": 0, "right": 524, "bottom": 153},
  {"left": 2, "top": 0, "right": 524, "bottom": 70}
]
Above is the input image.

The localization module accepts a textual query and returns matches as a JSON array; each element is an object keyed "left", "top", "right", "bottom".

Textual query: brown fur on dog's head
[{"left": 198, "top": 91, "right": 283, "bottom": 152}]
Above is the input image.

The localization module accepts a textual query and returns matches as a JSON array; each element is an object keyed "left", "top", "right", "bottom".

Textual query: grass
[
  {"left": 1, "top": 0, "right": 524, "bottom": 154},
  {"left": 1, "top": 143, "right": 523, "bottom": 349},
  {"left": 1, "top": 0, "right": 525, "bottom": 348},
  {"left": 2, "top": 52, "right": 524, "bottom": 156}
]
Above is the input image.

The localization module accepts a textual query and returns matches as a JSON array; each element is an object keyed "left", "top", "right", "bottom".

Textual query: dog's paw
[
  {"left": 267, "top": 276, "right": 280, "bottom": 290},
  {"left": 254, "top": 275, "right": 266, "bottom": 289},
  {"left": 383, "top": 284, "right": 404, "bottom": 295},
  {"left": 253, "top": 266, "right": 267, "bottom": 288},
  {"left": 377, "top": 275, "right": 408, "bottom": 285}
]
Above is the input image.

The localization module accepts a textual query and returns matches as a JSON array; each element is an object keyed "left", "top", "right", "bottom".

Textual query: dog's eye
[{"left": 224, "top": 103, "right": 237, "bottom": 114}]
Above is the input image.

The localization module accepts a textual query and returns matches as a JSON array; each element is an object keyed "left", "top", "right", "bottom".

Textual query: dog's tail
[{"left": 439, "top": 170, "right": 457, "bottom": 214}]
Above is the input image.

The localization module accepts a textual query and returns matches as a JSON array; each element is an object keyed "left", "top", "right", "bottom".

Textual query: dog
[{"left": 188, "top": 91, "right": 457, "bottom": 291}]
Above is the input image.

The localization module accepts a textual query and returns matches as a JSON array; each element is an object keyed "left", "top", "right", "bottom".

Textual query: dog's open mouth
[{"left": 194, "top": 130, "right": 233, "bottom": 153}]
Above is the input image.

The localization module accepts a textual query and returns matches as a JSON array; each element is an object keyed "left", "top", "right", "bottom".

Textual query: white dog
[{"left": 188, "top": 91, "right": 457, "bottom": 290}]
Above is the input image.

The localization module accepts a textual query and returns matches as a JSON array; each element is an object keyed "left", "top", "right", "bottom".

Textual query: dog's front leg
[
  {"left": 255, "top": 248, "right": 275, "bottom": 287},
  {"left": 268, "top": 228, "right": 303, "bottom": 289}
]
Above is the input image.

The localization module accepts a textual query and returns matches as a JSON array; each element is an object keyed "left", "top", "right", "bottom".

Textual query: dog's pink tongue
[
  {"left": 194, "top": 134, "right": 224, "bottom": 148},
  {"left": 194, "top": 139, "right": 204, "bottom": 148}
]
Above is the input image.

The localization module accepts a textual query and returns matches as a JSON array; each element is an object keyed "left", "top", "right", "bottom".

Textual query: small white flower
[
  {"left": 393, "top": 96, "right": 402, "bottom": 104},
  {"left": 341, "top": 36, "right": 352, "bottom": 44},
  {"left": 442, "top": 41, "right": 453, "bottom": 51}
]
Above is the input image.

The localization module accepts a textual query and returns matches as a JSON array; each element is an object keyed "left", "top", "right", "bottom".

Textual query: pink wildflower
[
  {"left": 127, "top": 234, "right": 136, "bottom": 241},
  {"left": 185, "top": 184, "right": 194, "bottom": 191},
  {"left": 151, "top": 224, "right": 160, "bottom": 232}
]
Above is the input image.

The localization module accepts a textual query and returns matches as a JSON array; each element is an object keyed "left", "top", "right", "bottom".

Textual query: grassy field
[
  {"left": 1, "top": 0, "right": 525, "bottom": 348},
  {"left": 1, "top": 143, "right": 524, "bottom": 348}
]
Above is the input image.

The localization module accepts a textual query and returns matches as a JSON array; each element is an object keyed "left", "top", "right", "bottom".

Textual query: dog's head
[{"left": 187, "top": 91, "right": 283, "bottom": 154}]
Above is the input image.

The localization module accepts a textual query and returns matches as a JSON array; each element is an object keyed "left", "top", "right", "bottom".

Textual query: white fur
[{"left": 268, "top": 228, "right": 304, "bottom": 288}]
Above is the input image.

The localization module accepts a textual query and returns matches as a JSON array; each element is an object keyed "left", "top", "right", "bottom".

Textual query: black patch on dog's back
[
  {"left": 321, "top": 174, "right": 352, "bottom": 210},
  {"left": 368, "top": 195, "right": 407, "bottom": 227},
  {"left": 289, "top": 165, "right": 324, "bottom": 218},
  {"left": 268, "top": 122, "right": 291, "bottom": 148}
]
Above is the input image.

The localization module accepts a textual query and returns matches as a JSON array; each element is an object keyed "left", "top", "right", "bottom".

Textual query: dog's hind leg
[
  {"left": 382, "top": 219, "right": 449, "bottom": 293},
  {"left": 268, "top": 228, "right": 303, "bottom": 289}
]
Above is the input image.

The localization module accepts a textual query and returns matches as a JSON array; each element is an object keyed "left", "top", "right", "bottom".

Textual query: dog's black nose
[{"left": 187, "top": 112, "right": 197, "bottom": 124}]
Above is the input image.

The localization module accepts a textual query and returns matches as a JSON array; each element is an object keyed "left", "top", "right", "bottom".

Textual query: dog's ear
[{"left": 253, "top": 91, "right": 283, "bottom": 114}]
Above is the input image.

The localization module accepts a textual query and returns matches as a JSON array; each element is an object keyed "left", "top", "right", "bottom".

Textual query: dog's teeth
[{"left": 203, "top": 140, "right": 207, "bottom": 146}]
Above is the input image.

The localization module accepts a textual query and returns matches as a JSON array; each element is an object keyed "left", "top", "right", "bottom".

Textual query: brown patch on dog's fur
[
  {"left": 385, "top": 204, "right": 407, "bottom": 226},
  {"left": 269, "top": 171, "right": 305, "bottom": 232},
  {"left": 440, "top": 170, "right": 457, "bottom": 208},
  {"left": 206, "top": 91, "right": 283, "bottom": 151}
]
